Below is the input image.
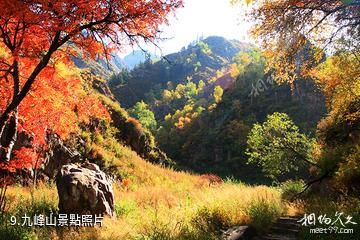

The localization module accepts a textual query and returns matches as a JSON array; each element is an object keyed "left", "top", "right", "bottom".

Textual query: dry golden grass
[
  {"left": 3, "top": 143, "right": 284, "bottom": 240},
  {"left": 96, "top": 182, "right": 283, "bottom": 239},
  {"left": 5, "top": 182, "right": 58, "bottom": 212},
  {"left": 285, "top": 201, "right": 305, "bottom": 217}
]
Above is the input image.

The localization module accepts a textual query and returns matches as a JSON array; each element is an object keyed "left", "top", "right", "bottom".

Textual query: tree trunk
[
  {"left": 0, "top": 37, "right": 60, "bottom": 162},
  {"left": 0, "top": 110, "right": 18, "bottom": 162}
]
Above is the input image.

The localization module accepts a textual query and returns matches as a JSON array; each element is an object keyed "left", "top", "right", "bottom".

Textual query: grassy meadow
[
  {"left": 2, "top": 128, "right": 358, "bottom": 240},
  {"left": 1, "top": 152, "right": 285, "bottom": 240}
]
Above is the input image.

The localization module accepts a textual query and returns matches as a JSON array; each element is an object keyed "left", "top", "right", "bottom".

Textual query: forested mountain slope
[
  {"left": 108, "top": 36, "right": 327, "bottom": 182},
  {"left": 110, "top": 36, "right": 253, "bottom": 108}
]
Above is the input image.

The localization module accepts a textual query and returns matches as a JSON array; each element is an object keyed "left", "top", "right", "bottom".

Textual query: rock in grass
[
  {"left": 56, "top": 163, "right": 115, "bottom": 217},
  {"left": 222, "top": 225, "right": 257, "bottom": 240}
]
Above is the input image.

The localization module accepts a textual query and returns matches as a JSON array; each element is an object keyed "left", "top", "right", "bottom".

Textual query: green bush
[{"left": 280, "top": 180, "right": 306, "bottom": 200}]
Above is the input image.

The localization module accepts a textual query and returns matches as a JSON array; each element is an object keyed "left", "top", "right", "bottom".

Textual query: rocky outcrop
[
  {"left": 123, "top": 118, "right": 151, "bottom": 158},
  {"left": 43, "top": 131, "right": 81, "bottom": 179},
  {"left": 56, "top": 163, "right": 115, "bottom": 216},
  {"left": 121, "top": 117, "right": 172, "bottom": 165},
  {"left": 81, "top": 71, "right": 115, "bottom": 98}
]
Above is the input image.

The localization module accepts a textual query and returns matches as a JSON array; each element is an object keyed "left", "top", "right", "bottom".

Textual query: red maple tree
[
  {"left": 0, "top": 59, "right": 110, "bottom": 176},
  {"left": 0, "top": 0, "right": 183, "bottom": 163}
]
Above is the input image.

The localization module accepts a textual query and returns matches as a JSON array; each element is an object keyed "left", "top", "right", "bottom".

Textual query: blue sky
[{"left": 120, "top": 0, "right": 252, "bottom": 56}]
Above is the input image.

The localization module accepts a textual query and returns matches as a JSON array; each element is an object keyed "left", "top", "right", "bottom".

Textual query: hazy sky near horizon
[{"left": 120, "top": 0, "right": 252, "bottom": 56}]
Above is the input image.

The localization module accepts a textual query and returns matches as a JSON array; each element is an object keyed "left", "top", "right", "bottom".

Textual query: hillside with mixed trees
[
  {"left": 109, "top": 36, "right": 253, "bottom": 107},
  {"left": 109, "top": 36, "right": 327, "bottom": 181}
]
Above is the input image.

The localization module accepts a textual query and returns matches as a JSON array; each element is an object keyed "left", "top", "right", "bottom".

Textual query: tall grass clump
[{"left": 248, "top": 197, "right": 283, "bottom": 232}]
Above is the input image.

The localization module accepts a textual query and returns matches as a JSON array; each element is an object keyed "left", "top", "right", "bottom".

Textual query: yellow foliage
[
  {"left": 309, "top": 53, "right": 360, "bottom": 109},
  {"left": 230, "top": 63, "right": 240, "bottom": 78}
]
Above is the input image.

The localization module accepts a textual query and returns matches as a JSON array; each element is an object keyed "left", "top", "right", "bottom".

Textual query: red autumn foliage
[
  {"left": 3, "top": 147, "right": 41, "bottom": 173},
  {"left": 0, "top": 61, "right": 110, "bottom": 173},
  {"left": 0, "top": 0, "right": 183, "bottom": 170},
  {"left": 200, "top": 174, "right": 224, "bottom": 186}
]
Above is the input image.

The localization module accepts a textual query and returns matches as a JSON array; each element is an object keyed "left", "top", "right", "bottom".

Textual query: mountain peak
[
  {"left": 202, "top": 36, "right": 228, "bottom": 44},
  {"left": 110, "top": 36, "right": 253, "bottom": 108},
  {"left": 203, "top": 36, "right": 252, "bottom": 58}
]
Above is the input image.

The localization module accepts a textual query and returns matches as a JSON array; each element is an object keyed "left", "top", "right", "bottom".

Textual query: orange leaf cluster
[
  {"left": 0, "top": 59, "right": 110, "bottom": 169},
  {"left": 0, "top": 0, "right": 183, "bottom": 61}
]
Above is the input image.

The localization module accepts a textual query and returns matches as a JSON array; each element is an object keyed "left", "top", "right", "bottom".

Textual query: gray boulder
[{"left": 56, "top": 163, "right": 115, "bottom": 216}]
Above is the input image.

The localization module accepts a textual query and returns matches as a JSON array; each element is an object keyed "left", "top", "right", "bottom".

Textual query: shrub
[{"left": 280, "top": 180, "right": 306, "bottom": 200}]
